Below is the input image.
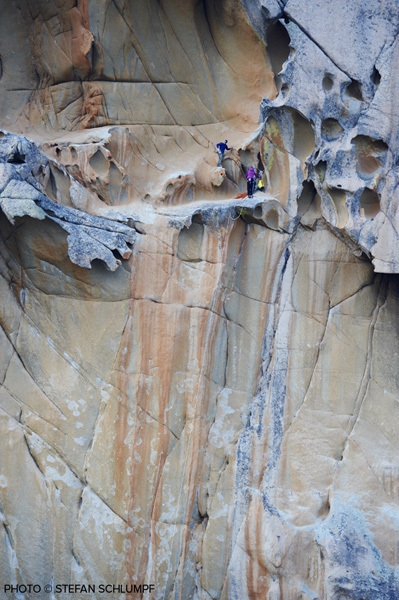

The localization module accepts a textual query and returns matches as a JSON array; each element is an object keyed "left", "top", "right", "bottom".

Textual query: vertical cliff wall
[{"left": 1, "top": 1, "right": 399, "bottom": 599}]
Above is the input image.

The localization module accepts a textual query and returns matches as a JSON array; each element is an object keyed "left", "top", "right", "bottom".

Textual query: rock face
[{"left": 1, "top": 1, "right": 399, "bottom": 599}]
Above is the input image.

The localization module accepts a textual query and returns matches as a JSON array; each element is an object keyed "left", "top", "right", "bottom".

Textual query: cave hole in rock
[
  {"left": 351, "top": 135, "right": 388, "bottom": 154},
  {"left": 297, "top": 180, "right": 321, "bottom": 217},
  {"left": 328, "top": 187, "right": 348, "bottom": 228},
  {"left": 45, "top": 165, "right": 72, "bottom": 206},
  {"left": 359, "top": 188, "right": 380, "bottom": 218},
  {"left": 371, "top": 66, "right": 381, "bottom": 86},
  {"left": 111, "top": 249, "right": 124, "bottom": 262},
  {"left": 351, "top": 135, "right": 388, "bottom": 155},
  {"left": 264, "top": 207, "right": 280, "bottom": 230},
  {"left": 280, "top": 83, "right": 289, "bottom": 96},
  {"left": 257, "top": 152, "right": 264, "bottom": 172},
  {"left": 89, "top": 149, "right": 109, "bottom": 177},
  {"left": 239, "top": 149, "right": 253, "bottom": 169},
  {"left": 322, "top": 75, "right": 334, "bottom": 91},
  {"left": 292, "top": 110, "right": 315, "bottom": 161},
  {"left": 266, "top": 21, "right": 291, "bottom": 92},
  {"left": 265, "top": 107, "right": 315, "bottom": 161},
  {"left": 7, "top": 150, "right": 25, "bottom": 164},
  {"left": 321, "top": 118, "right": 343, "bottom": 141},
  {"left": 71, "top": 147, "right": 78, "bottom": 160},
  {"left": 344, "top": 79, "right": 363, "bottom": 101},
  {"left": 177, "top": 220, "right": 204, "bottom": 262},
  {"left": 315, "top": 160, "right": 327, "bottom": 183},
  {"left": 253, "top": 204, "right": 263, "bottom": 219},
  {"left": 351, "top": 135, "right": 388, "bottom": 177},
  {"left": 192, "top": 213, "right": 203, "bottom": 224}
]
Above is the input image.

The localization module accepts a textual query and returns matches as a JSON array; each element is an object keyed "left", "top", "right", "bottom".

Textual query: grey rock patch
[{"left": 0, "top": 133, "right": 137, "bottom": 271}]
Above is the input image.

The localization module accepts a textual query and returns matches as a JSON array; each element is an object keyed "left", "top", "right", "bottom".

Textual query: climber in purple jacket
[{"left": 246, "top": 166, "right": 257, "bottom": 198}]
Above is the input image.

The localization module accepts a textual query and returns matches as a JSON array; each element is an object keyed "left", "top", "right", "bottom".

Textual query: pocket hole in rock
[
  {"left": 297, "top": 180, "right": 320, "bottom": 217},
  {"left": 264, "top": 208, "right": 280, "bottom": 230},
  {"left": 371, "top": 67, "right": 381, "bottom": 86},
  {"left": 344, "top": 79, "right": 363, "bottom": 101},
  {"left": 328, "top": 187, "right": 348, "bottom": 228},
  {"left": 321, "top": 118, "right": 343, "bottom": 141},
  {"left": 266, "top": 21, "right": 291, "bottom": 93},
  {"left": 253, "top": 204, "right": 263, "bottom": 219},
  {"left": 89, "top": 149, "right": 109, "bottom": 177},
  {"left": 359, "top": 188, "right": 380, "bottom": 219},
  {"left": 322, "top": 75, "right": 334, "bottom": 91},
  {"left": 315, "top": 160, "right": 327, "bottom": 183}
]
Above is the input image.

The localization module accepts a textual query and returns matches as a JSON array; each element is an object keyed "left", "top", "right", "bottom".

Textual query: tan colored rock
[{"left": 2, "top": 1, "right": 399, "bottom": 599}]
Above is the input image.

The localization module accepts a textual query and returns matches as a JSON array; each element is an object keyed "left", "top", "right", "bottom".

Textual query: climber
[
  {"left": 256, "top": 170, "right": 265, "bottom": 192},
  {"left": 216, "top": 140, "right": 231, "bottom": 166},
  {"left": 246, "top": 166, "right": 257, "bottom": 198}
]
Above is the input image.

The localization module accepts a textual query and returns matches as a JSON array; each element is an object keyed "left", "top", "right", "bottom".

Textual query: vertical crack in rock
[
  {"left": 22, "top": 431, "right": 43, "bottom": 475},
  {"left": 341, "top": 275, "right": 388, "bottom": 449},
  {"left": 231, "top": 234, "right": 292, "bottom": 593},
  {"left": 0, "top": 502, "right": 19, "bottom": 583}
]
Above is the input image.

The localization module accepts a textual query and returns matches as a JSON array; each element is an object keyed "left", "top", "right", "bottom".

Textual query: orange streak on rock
[
  {"left": 244, "top": 498, "right": 271, "bottom": 599},
  {"left": 112, "top": 218, "right": 242, "bottom": 589}
]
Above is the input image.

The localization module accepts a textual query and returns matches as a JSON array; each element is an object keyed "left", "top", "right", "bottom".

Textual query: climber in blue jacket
[{"left": 216, "top": 140, "right": 231, "bottom": 166}]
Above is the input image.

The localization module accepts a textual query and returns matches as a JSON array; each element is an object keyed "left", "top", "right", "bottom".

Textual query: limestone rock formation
[{"left": 1, "top": 1, "right": 399, "bottom": 599}]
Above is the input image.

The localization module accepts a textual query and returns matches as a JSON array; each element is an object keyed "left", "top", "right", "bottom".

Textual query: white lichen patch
[
  {"left": 208, "top": 389, "right": 237, "bottom": 449},
  {"left": 66, "top": 398, "right": 86, "bottom": 417}
]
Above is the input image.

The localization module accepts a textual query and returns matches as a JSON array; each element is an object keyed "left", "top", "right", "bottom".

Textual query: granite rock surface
[{"left": 1, "top": 1, "right": 399, "bottom": 599}]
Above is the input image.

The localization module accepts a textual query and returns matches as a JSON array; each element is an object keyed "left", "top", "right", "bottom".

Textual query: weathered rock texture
[{"left": 1, "top": 1, "right": 399, "bottom": 599}]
